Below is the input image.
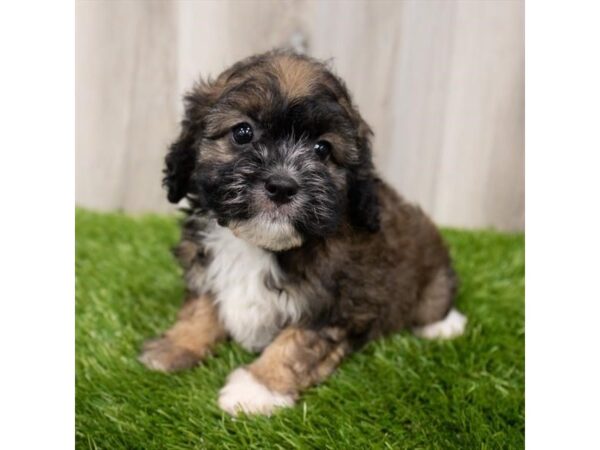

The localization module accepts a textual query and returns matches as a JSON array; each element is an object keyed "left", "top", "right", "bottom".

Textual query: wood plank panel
[
  {"left": 76, "top": 0, "right": 179, "bottom": 213},
  {"left": 76, "top": 0, "right": 524, "bottom": 230}
]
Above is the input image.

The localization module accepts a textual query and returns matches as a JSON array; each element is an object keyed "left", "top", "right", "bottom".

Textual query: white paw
[
  {"left": 218, "top": 368, "right": 295, "bottom": 416},
  {"left": 413, "top": 308, "right": 468, "bottom": 339}
]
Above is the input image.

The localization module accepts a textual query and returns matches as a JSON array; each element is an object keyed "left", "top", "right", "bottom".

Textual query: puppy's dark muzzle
[{"left": 265, "top": 174, "right": 299, "bottom": 205}]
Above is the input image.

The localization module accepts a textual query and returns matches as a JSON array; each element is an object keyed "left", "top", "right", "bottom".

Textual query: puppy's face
[{"left": 164, "top": 52, "right": 380, "bottom": 251}]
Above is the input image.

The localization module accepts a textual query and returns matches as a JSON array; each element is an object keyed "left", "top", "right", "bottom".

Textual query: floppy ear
[
  {"left": 347, "top": 119, "right": 381, "bottom": 232},
  {"left": 163, "top": 82, "right": 217, "bottom": 203}
]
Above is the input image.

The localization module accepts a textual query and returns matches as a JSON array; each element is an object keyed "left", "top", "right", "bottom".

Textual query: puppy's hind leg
[
  {"left": 410, "top": 268, "right": 467, "bottom": 340},
  {"left": 412, "top": 309, "right": 467, "bottom": 340},
  {"left": 139, "top": 293, "right": 226, "bottom": 372}
]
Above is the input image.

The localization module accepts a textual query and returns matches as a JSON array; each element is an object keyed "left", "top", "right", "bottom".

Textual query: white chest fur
[{"left": 196, "top": 223, "right": 307, "bottom": 352}]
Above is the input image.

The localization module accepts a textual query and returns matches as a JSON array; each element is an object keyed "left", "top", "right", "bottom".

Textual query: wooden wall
[{"left": 76, "top": 0, "right": 524, "bottom": 230}]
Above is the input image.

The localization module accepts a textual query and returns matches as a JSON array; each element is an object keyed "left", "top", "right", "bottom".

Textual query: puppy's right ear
[{"left": 163, "top": 81, "right": 218, "bottom": 203}]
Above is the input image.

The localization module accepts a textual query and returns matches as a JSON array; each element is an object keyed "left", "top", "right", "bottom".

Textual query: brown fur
[
  {"left": 275, "top": 181, "right": 456, "bottom": 341},
  {"left": 235, "top": 182, "right": 456, "bottom": 397},
  {"left": 273, "top": 54, "right": 320, "bottom": 99}
]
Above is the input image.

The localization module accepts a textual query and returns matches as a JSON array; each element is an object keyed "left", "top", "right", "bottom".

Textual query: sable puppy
[{"left": 139, "top": 50, "right": 467, "bottom": 416}]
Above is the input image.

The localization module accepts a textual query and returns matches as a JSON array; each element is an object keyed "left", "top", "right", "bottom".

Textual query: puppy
[{"left": 139, "top": 50, "right": 467, "bottom": 416}]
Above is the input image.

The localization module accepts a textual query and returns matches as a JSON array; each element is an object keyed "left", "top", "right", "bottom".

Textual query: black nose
[{"left": 265, "top": 174, "right": 299, "bottom": 204}]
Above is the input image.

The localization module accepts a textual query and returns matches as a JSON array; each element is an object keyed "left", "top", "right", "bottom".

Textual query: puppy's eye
[
  {"left": 231, "top": 122, "right": 254, "bottom": 145},
  {"left": 314, "top": 140, "right": 332, "bottom": 160}
]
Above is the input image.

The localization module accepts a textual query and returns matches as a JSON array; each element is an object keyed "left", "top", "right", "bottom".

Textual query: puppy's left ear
[
  {"left": 163, "top": 81, "right": 218, "bottom": 203},
  {"left": 347, "top": 118, "right": 381, "bottom": 233}
]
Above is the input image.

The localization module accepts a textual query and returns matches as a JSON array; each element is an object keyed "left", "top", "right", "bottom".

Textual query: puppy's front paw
[
  {"left": 138, "top": 337, "right": 200, "bottom": 372},
  {"left": 218, "top": 368, "right": 295, "bottom": 416}
]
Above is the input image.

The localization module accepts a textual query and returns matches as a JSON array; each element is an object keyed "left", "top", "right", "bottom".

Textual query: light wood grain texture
[
  {"left": 76, "top": 0, "right": 524, "bottom": 230},
  {"left": 76, "top": 0, "right": 179, "bottom": 213}
]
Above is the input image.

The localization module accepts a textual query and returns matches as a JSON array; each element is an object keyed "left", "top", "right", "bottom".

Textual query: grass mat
[{"left": 76, "top": 209, "right": 524, "bottom": 449}]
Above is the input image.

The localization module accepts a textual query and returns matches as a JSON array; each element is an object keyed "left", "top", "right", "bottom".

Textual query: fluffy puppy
[{"left": 139, "top": 50, "right": 467, "bottom": 416}]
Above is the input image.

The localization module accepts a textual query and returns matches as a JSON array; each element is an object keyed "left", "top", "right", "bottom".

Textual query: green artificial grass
[{"left": 75, "top": 209, "right": 524, "bottom": 449}]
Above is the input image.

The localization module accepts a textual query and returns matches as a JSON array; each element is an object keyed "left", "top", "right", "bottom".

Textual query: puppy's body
[
  {"left": 140, "top": 50, "right": 466, "bottom": 415},
  {"left": 177, "top": 181, "right": 455, "bottom": 352}
]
